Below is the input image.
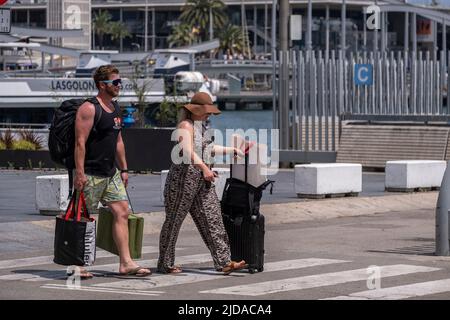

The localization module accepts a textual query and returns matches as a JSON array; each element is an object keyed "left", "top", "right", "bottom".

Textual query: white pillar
[
  {"left": 404, "top": 12, "right": 409, "bottom": 52},
  {"left": 326, "top": 5, "right": 330, "bottom": 59},
  {"left": 363, "top": 9, "right": 367, "bottom": 51},
  {"left": 152, "top": 8, "right": 156, "bottom": 50},
  {"left": 412, "top": 13, "right": 417, "bottom": 55},
  {"left": 306, "top": 0, "right": 312, "bottom": 51},
  {"left": 144, "top": 1, "right": 148, "bottom": 52},
  {"left": 341, "top": 0, "right": 346, "bottom": 55}
]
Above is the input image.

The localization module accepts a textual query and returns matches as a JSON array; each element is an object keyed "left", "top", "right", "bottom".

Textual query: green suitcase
[{"left": 96, "top": 207, "right": 144, "bottom": 260}]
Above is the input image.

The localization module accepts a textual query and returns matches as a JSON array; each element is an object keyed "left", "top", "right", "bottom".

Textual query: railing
[
  {"left": 196, "top": 59, "right": 273, "bottom": 66},
  {"left": 0, "top": 123, "right": 50, "bottom": 129},
  {"left": 276, "top": 50, "right": 450, "bottom": 154}
]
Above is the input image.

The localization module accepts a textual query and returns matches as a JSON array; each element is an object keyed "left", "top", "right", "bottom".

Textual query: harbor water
[{"left": 209, "top": 110, "right": 274, "bottom": 153}]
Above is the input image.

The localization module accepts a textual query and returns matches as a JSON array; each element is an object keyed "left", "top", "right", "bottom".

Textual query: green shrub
[
  {"left": 12, "top": 140, "right": 36, "bottom": 151},
  {"left": 155, "top": 99, "right": 180, "bottom": 127},
  {"left": 0, "top": 129, "right": 15, "bottom": 149},
  {"left": 0, "top": 141, "right": 5, "bottom": 150},
  {"left": 19, "top": 130, "right": 44, "bottom": 150}
]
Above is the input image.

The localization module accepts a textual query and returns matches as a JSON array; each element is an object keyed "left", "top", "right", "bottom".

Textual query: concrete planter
[
  {"left": 0, "top": 150, "right": 57, "bottom": 169},
  {"left": 122, "top": 127, "right": 176, "bottom": 172},
  {"left": 0, "top": 128, "right": 175, "bottom": 172}
]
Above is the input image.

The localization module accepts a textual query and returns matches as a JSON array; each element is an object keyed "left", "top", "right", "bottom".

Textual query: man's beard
[{"left": 105, "top": 86, "right": 119, "bottom": 98}]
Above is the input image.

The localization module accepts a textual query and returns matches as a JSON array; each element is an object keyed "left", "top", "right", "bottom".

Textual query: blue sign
[{"left": 354, "top": 64, "right": 373, "bottom": 86}]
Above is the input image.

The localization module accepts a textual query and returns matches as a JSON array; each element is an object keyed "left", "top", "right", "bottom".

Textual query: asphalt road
[
  {"left": 1, "top": 205, "right": 450, "bottom": 301},
  {"left": 0, "top": 169, "right": 386, "bottom": 223}
]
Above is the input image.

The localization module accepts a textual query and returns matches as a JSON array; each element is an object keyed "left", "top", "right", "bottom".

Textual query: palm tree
[
  {"left": 93, "top": 10, "right": 112, "bottom": 50},
  {"left": 180, "top": 0, "right": 228, "bottom": 41},
  {"left": 218, "top": 24, "right": 245, "bottom": 56},
  {"left": 109, "top": 21, "right": 131, "bottom": 44},
  {"left": 168, "top": 23, "right": 198, "bottom": 48}
]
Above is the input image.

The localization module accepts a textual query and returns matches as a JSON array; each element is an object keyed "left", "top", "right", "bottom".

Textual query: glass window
[{"left": 30, "top": 9, "right": 46, "bottom": 28}]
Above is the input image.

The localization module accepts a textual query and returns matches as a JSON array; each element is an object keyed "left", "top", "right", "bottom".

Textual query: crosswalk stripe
[
  {"left": 86, "top": 253, "right": 212, "bottom": 274},
  {"left": 92, "top": 258, "right": 349, "bottom": 291},
  {"left": 0, "top": 253, "right": 211, "bottom": 282},
  {"left": 200, "top": 265, "right": 440, "bottom": 297},
  {"left": 323, "top": 279, "right": 450, "bottom": 300},
  {"left": 41, "top": 284, "right": 162, "bottom": 297},
  {"left": 0, "top": 246, "right": 164, "bottom": 270}
]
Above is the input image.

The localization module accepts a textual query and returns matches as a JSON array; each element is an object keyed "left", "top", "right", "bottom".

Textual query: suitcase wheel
[
  {"left": 257, "top": 267, "right": 264, "bottom": 272},
  {"left": 249, "top": 268, "right": 256, "bottom": 274}
]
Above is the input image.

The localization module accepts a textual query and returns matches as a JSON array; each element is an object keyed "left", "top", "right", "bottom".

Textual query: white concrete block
[
  {"left": 35, "top": 174, "right": 70, "bottom": 215},
  {"left": 295, "top": 163, "right": 362, "bottom": 195},
  {"left": 160, "top": 168, "right": 230, "bottom": 202},
  {"left": 385, "top": 160, "right": 446, "bottom": 189}
]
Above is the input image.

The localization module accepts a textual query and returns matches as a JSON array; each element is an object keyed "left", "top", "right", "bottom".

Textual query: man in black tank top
[{"left": 74, "top": 65, "right": 151, "bottom": 278}]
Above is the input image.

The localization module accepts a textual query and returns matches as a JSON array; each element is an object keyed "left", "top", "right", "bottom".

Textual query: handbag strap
[
  {"left": 244, "top": 152, "right": 248, "bottom": 183},
  {"left": 125, "top": 189, "right": 134, "bottom": 214},
  {"left": 248, "top": 188, "right": 255, "bottom": 215}
]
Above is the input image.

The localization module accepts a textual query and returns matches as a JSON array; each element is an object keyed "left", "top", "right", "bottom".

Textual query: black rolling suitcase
[
  {"left": 222, "top": 210, "right": 266, "bottom": 273},
  {"left": 221, "top": 154, "right": 274, "bottom": 273}
]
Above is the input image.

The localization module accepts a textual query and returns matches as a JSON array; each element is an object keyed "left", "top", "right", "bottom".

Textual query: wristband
[{"left": 120, "top": 169, "right": 129, "bottom": 173}]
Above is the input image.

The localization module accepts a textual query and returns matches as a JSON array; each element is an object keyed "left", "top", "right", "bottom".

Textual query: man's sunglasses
[{"left": 101, "top": 79, "right": 122, "bottom": 86}]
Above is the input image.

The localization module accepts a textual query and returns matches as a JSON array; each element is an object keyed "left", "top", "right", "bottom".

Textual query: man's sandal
[
  {"left": 67, "top": 268, "right": 94, "bottom": 280},
  {"left": 221, "top": 260, "right": 247, "bottom": 275}
]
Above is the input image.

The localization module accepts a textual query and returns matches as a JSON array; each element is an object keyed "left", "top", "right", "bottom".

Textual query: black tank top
[{"left": 84, "top": 98, "right": 122, "bottom": 177}]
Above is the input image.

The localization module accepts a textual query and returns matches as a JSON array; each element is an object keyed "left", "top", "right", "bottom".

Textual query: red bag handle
[
  {"left": 64, "top": 192, "right": 77, "bottom": 221},
  {"left": 76, "top": 192, "right": 90, "bottom": 221},
  {"left": 64, "top": 191, "right": 90, "bottom": 222}
]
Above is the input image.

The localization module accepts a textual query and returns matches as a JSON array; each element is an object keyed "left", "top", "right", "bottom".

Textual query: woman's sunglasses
[{"left": 101, "top": 79, "right": 122, "bottom": 86}]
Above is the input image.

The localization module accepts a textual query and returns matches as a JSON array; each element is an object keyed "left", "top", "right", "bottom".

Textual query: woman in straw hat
[{"left": 157, "top": 92, "right": 246, "bottom": 275}]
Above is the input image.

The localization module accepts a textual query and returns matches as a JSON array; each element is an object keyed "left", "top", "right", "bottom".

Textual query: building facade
[
  {"left": 7, "top": 0, "right": 450, "bottom": 54},
  {"left": 47, "top": 0, "right": 91, "bottom": 50}
]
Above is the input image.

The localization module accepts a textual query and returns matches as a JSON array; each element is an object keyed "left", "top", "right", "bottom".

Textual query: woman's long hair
[{"left": 177, "top": 106, "right": 192, "bottom": 124}]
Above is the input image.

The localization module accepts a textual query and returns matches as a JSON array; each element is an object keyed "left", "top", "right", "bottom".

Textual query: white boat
[
  {"left": 0, "top": 76, "right": 168, "bottom": 109},
  {"left": 0, "top": 39, "right": 220, "bottom": 124}
]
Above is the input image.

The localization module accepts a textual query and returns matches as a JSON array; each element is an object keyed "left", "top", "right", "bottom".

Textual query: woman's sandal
[
  {"left": 166, "top": 266, "right": 183, "bottom": 274},
  {"left": 157, "top": 265, "right": 183, "bottom": 274},
  {"left": 119, "top": 266, "right": 152, "bottom": 277},
  {"left": 221, "top": 260, "right": 247, "bottom": 275}
]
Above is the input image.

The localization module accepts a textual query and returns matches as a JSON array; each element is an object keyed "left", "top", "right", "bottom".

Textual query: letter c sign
[{"left": 354, "top": 64, "right": 373, "bottom": 86}]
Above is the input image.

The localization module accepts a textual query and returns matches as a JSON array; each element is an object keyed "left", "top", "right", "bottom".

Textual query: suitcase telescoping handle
[{"left": 230, "top": 149, "right": 249, "bottom": 183}]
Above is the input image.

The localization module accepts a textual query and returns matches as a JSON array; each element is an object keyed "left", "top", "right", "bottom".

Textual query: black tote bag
[{"left": 53, "top": 191, "right": 96, "bottom": 266}]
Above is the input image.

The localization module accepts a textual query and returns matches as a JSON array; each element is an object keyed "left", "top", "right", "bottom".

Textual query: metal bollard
[{"left": 435, "top": 160, "right": 450, "bottom": 256}]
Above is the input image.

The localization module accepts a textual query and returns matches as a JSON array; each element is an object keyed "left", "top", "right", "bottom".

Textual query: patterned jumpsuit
[{"left": 158, "top": 120, "right": 231, "bottom": 272}]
